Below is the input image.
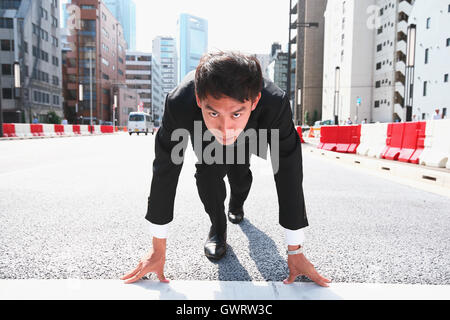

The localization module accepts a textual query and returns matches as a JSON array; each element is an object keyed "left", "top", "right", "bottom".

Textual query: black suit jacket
[{"left": 146, "top": 71, "right": 308, "bottom": 231}]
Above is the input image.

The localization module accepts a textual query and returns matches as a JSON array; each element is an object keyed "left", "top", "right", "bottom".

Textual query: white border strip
[{"left": 0, "top": 280, "right": 449, "bottom": 300}]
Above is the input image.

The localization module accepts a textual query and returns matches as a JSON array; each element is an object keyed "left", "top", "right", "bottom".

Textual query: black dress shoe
[
  {"left": 204, "top": 228, "right": 227, "bottom": 261},
  {"left": 228, "top": 207, "right": 244, "bottom": 224}
]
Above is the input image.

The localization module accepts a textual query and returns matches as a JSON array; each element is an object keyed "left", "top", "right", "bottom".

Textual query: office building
[
  {"left": 112, "top": 84, "right": 140, "bottom": 126},
  {"left": 103, "top": 0, "right": 137, "bottom": 50},
  {"left": 322, "top": 0, "right": 376, "bottom": 124},
  {"left": 408, "top": 0, "right": 449, "bottom": 120},
  {"left": 152, "top": 36, "right": 177, "bottom": 127},
  {"left": 322, "top": 0, "right": 414, "bottom": 124},
  {"left": 177, "top": 13, "right": 208, "bottom": 83},
  {"left": 267, "top": 50, "right": 289, "bottom": 94},
  {"left": 1, "top": 0, "right": 63, "bottom": 123},
  {"left": 293, "top": 0, "right": 327, "bottom": 126},
  {"left": 372, "top": 0, "right": 414, "bottom": 123},
  {"left": 254, "top": 54, "right": 271, "bottom": 79},
  {"left": 62, "top": 0, "right": 127, "bottom": 124},
  {"left": 125, "top": 51, "right": 152, "bottom": 118}
]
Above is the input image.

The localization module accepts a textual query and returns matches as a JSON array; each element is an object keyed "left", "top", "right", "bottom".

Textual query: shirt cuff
[
  {"left": 149, "top": 222, "right": 169, "bottom": 239},
  {"left": 284, "top": 228, "right": 305, "bottom": 246}
]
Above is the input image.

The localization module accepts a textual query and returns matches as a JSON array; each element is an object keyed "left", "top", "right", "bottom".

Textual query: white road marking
[{"left": 0, "top": 280, "right": 449, "bottom": 300}]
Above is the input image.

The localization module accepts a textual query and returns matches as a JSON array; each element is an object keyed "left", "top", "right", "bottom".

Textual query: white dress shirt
[{"left": 149, "top": 223, "right": 304, "bottom": 247}]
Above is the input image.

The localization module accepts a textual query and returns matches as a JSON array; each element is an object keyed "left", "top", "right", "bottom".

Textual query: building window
[
  {"left": 1, "top": 64, "right": 12, "bottom": 75},
  {"left": 425, "top": 48, "right": 429, "bottom": 64},
  {"left": 426, "top": 17, "right": 431, "bottom": 29},
  {"left": 53, "top": 95, "right": 60, "bottom": 106},
  {"left": 445, "top": 74, "right": 449, "bottom": 83},
  {"left": 1, "top": 39, "right": 12, "bottom": 51},
  {"left": 2, "top": 88, "right": 13, "bottom": 99},
  {"left": 446, "top": 38, "right": 450, "bottom": 47},
  {"left": 0, "top": 17, "right": 13, "bottom": 29},
  {"left": 374, "top": 100, "right": 380, "bottom": 108},
  {"left": 375, "top": 81, "right": 381, "bottom": 88},
  {"left": 376, "top": 62, "right": 382, "bottom": 70},
  {"left": 423, "top": 81, "right": 428, "bottom": 96}
]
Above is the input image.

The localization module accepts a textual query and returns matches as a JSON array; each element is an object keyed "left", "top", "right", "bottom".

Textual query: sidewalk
[
  {"left": 302, "top": 138, "right": 450, "bottom": 194},
  {"left": 0, "top": 280, "right": 449, "bottom": 300}
]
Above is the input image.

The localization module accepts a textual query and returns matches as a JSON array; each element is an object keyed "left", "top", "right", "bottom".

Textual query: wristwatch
[{"left": 287, "top": 246, "right": 303, "bottom": 256}]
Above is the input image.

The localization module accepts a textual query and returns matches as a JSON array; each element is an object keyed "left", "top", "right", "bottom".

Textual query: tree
[{"left": 47, "top": 111, "right": 62, "bottom": 124}]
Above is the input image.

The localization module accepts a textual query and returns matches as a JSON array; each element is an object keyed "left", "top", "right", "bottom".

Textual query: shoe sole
[
  {"left": 204, "top": 249, "right": 227, "bottom": 261},
  {"left": 228, "top": 217, "right": 244, "bottom": 224}
]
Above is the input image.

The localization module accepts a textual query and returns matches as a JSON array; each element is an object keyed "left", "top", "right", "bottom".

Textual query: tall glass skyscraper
[
  {"left": 103, "top": 0, "right": 137, "bottom": 50},
  {"left": 177, "top": 13, "right": 208, "bottom": 83},
  {"left": 152, "top": 37, "right": 177, "bottom": 127}
]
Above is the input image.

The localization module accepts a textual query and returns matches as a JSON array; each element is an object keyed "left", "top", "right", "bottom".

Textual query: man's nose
[{"left": 219, "top": 119, "right": 234, "bottom": 135}]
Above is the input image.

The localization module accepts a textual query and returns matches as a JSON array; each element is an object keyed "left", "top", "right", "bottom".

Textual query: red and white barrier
[
  {"left": 317, "top": 120, "right": 450, "bottom": 169},
  {"left": 14, "top": 124, "right": 31, "bottom": 138},
  {"left": 1, "top": 124, "right": 117, "bottom": 139}
]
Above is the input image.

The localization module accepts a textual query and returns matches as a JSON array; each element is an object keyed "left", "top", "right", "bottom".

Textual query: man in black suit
[{"left": 122, "top": 52, "right": 330, "bottom": 287}]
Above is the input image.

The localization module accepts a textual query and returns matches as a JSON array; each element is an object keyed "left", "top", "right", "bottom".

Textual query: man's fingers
[
  {"left": 124, "top": 271, "right": 146, "bottom": 284},
  {"left": 307, "top": 270, "right": 330, "bottom": 287},
  {"left": 157, "top": 272, "right": 170, "bottom": 283},
  {"left": 121, "top": 263, "right": 142, "bottom": 281},
  {"left": 283, "top": 272, "right": 298, "bottom": 285}
]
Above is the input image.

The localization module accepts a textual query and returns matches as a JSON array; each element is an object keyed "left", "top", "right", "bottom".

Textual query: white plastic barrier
[
  {"left": 419, "top": 119, "right": 450, "bottom": 169},
  {"left": 356, "top": 124, "right": 372, "bottom": 156},
  {"left": 356, "top": 123, "right": 388, "bottom": 159},
  {"left": 80, "top": 125, "right": 90, "bottom": 135},
  {"left": 64, "top": 125, "right": 74, "bottom": 136},
  {"left": 42, "top": 124, "right": 57, "bottom": 137},
  {"left": 14, "top": 123, "right": 32, "bottom": 138},
  {"left": 93, "top": 125, "right": 102, "bottom": 134}
]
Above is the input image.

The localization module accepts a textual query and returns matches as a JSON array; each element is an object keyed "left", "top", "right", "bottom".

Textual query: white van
[{"left": 128, "top": 112, "right": 154, "bottom": 136}]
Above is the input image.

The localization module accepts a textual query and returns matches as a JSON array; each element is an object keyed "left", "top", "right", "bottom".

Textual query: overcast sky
[{"left": 62, "top": 0, "right": 290, "bottom": 55}]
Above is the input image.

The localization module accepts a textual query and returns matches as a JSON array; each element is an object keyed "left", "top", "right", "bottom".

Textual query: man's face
[{"left": 196, "top": 92, "right": 261, "bottom": 146}]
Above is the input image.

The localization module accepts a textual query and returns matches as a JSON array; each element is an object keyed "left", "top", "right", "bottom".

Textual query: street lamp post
[
  {"left": 0, "top": 76, "right": 3, "bottom": 138},
  {"left": 334, "top": 66, "right": 341, "bottom": 125},
  {"left": 14, "top": 61, "right": 21, "bottom": 123},
  {"left": 89, "top": 48, "right": 93, "bottom": 133},
  {"left": 113, "top": 93, "right": 117, "bottom": 132},
  {"left": 77, "top": 83, "right": 83, "bottom": 124}
]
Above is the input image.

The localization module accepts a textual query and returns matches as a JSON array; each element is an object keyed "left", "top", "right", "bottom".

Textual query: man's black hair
[{"left": 195, "top": 51, "right": 263, "bottom": 103}]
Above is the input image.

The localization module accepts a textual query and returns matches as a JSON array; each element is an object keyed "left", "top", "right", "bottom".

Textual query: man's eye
[
  {"left": 210, "top": 112, "right": 218, "bottom": 118},
  {"left": 233, "top": 114, "right": 241, "bottom": 118}
]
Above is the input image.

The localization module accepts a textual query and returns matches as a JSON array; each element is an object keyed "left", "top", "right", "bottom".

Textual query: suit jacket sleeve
[
  {"left": 269, "top": 93, "right": 309, "bottom": 230},
  {"left": 145, "top": 96, "right": 188, "bottom": 225}
]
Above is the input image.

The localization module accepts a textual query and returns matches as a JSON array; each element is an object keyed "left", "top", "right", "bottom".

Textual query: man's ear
[
  {"left": 195, "top": 93, "right": 202, "bottom": 109},
  {"left": 251, "top": 92, "right": 262, "bottom": 111}
]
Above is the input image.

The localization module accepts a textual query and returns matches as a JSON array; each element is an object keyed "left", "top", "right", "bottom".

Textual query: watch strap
[{"left": 287, "top": 247, "right": 303, "bottom": 256}]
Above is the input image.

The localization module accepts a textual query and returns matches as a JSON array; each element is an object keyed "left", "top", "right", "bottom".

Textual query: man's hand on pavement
[
  {"left": 121, "top": 238, "right": 169, "bottom": 284},
  {"left": 283, "top": 246, "right": 331, "bottom": 287}
]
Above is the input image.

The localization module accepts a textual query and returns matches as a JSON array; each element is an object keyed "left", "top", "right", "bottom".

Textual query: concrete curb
[{"left": 303, "top": 144, "right": 450, "bottom": 191}]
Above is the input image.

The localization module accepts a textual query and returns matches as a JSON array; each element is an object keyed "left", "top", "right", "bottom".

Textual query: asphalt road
[{"left": 1, "top": 133, "right": 449, "bottom": 284}]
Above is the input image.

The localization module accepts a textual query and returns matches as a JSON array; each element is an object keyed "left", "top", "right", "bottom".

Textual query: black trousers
[{"left": 194, "top": 146, "right": 253, "bottom": 235}]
